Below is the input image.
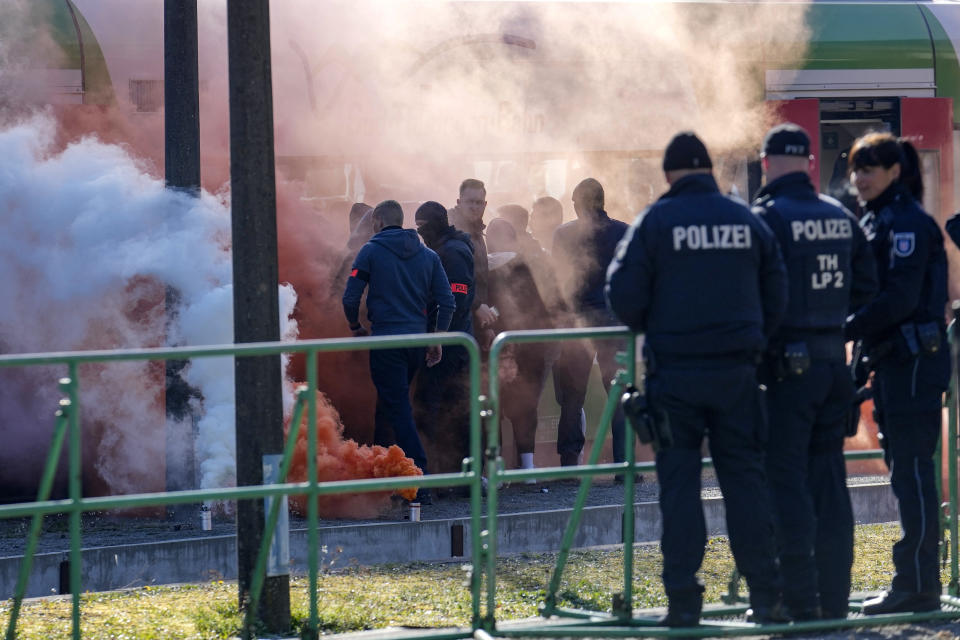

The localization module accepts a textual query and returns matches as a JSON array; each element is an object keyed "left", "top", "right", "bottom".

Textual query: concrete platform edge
[{"left": 0, "top": 482, "right": 897, "bottom": 599}]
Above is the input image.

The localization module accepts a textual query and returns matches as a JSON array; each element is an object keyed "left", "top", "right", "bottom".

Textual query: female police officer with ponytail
[{"left": 844, "top": 133, "right": 950, "bottom": 615}]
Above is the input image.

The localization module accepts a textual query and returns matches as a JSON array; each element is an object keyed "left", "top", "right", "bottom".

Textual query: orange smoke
[
  {"left": 284, "top": 389, "right": 420, "bottom": 518},
  {"left": 275, "top": 182, "right": 378, "bottom": 447}
]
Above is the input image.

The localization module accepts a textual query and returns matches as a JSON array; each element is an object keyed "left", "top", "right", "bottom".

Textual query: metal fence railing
[
  {"left": 0, "top": 333, "right": 482, "bottom": 640},
  {"left": 2, "top": 322, "right": 960, "bottom": 639}
]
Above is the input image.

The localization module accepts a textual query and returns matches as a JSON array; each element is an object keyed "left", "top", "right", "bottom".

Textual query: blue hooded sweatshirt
[{"left": 343, "top": 227, "right": 455, "bottom": 336}]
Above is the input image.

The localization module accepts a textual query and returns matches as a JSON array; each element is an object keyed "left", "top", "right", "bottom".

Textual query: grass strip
[{"left": 0, "top": 523, "right": 916, "bottom": 639}]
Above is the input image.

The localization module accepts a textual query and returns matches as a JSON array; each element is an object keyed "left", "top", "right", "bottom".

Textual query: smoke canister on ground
[{"left": 409, "top": 502, "right": 421, "bottom": 522}]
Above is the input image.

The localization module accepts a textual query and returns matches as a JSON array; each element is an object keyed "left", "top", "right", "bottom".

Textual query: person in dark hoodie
[
  {"left": 413, "top": 201, "right": 476, "bottom": 476},
  {"left": 552, "top": 178, "right": 629, "bottom": 468},
  {"left": 486, "top": 217, "right": 554, "bottom": 477},
  {"left": 343, "top": 200, "right": 456, "bottom": 503},
  {"left": 332, "top": 207, "right": 376, "bottom": 294}
]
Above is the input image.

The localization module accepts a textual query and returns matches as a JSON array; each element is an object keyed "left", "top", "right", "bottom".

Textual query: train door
[
  {"left": 766, "top": 94, "right": 954, "bottom": 223},
  {"left": 901, "top": 97, "right": 955, "bottom": 223}
]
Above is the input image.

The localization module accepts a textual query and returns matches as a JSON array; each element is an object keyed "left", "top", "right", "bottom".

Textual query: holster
[
  {"left": 867, "top": 322, "right": 941, "bottom": 364},
  {"left": 621, "top": 385, "right": 672, "bottom": 452},
  {"left": 764, "top": 341, "right": 812, "bottom": 381}
]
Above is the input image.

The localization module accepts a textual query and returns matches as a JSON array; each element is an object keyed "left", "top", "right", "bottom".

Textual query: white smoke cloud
[{"left": 0, "top": 111, "right": 297, "bottom": 494}]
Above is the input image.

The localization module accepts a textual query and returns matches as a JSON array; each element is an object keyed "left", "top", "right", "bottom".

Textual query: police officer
[
  {"left": 343, "top": 200, "right": 456, "bottom": 503},
  {"left": 413, "top": 201, "right": 476, "bottom": 478},
  {"left": 607, "top": 132, "right": 788, "bottom": 626},
  {"left": 844, "top": 133, "right": 950, "bottom": 614},
  {"left": 753, "top": 124, "right": 877, "bottom": 620}
]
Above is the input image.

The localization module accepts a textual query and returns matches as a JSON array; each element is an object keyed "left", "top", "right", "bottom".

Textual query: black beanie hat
[
  {"left": 662, "top": 132, "right": 713, "bottom": 172},
  {"left": 415, "top": 201, "right": 448, "bottom": 227},
  {"left": 762, "top": 123, "right": 811, "bottom": 157}
]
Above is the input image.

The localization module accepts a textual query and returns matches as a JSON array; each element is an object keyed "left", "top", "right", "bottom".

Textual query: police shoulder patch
[{"left": 893, "top": 232, "right": 915, "bottom": 258}]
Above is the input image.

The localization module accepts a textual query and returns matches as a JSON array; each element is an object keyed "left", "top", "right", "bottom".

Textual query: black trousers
[
  {"left": 414, "top": 346, "right": 470, "bottom": 474},
  {"left": 554, "top": 316, "right": 625, "bottom": 463},
  {"left": 370, "top": 347, "right": 428, "bottom": 472},
  {"left": 765, "top": 360, "right": 854, "bottom": 616},
  {"left": 650, "top": 363, "right": 781, "bottom": 609},
  {"left": 873, "top": 350, "right": 949, "bottom": 595}
]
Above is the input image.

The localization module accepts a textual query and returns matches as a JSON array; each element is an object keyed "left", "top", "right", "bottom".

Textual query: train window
[
  {"left": 820, "top": 97, "right": 899, "bottom": 209},
  {"left": 128, "top": 79, "right": 162, "bottom": 113}
]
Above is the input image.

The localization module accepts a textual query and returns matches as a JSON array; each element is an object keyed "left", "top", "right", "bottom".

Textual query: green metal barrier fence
[
  {"left": 0, "top": 332, "right": 482, "bottom": 640},
  {"left": 484, "top": 324, "right": 960, "bottom": 638},
  {"left": 2, "top": 322, "right": 960, "bottom": 640}
]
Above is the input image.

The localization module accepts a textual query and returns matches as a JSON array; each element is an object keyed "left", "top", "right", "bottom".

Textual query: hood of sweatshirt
[{"left": 369, "top": 227, "right": 423, "bottom": 259}]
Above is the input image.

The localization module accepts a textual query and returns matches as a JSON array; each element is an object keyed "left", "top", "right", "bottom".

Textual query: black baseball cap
[
  {"left": 762, "top": 123, "right": 811, "bottom": 157},
  {"left": 662, "top": 132, "right": 713, "bottom": 172}
]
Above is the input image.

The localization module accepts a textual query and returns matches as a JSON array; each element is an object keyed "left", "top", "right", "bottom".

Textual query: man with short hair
[
  {"left": 450, "top": 179, "right": 498, "bottom": 332},
  {"left": 343, "top": 200, "right": 456, "bottom": 502},
  {"left": 754, "top": 123, "right": 877, "bottom": 620},
  {"left": 607, "top": 132, "right": 788, "bottom": 626},
  {"left": 552, "top": 178, "right": 628, "bottom": 467}
]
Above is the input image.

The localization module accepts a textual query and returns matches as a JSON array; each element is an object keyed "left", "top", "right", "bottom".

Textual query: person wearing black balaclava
[{"left": 413, "top": 201, "right": 476, "bottom": 480}]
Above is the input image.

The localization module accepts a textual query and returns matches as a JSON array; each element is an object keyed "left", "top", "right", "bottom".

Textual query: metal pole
[
  {"left": 620, "top": 338, "right": 637, "bottom": 617},
  {"left": 163, "top": 0, "right": 201, "bottom": 516},
  {"left": 227, "top": 0, "right": 290, "bottom": 633},
  {"left": 950, "top": 305, "right": 960, "bottom": 595},
  {"left": 67, "top": 364, "right": 81, "bottom": 640},
  {"left": 164, "top": 0, "right": 200, "bottom": 194}
]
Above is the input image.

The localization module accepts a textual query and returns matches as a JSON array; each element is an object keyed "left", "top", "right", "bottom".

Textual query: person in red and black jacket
[{"left": 413, "top": 201, "right": 477, "bottom": 477}]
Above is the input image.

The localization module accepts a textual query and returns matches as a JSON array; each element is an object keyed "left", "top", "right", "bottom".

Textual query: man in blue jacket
[
  {"left": 413, "top": 201, "right": 476, "bottom": 476},
  {"left": 607, "top": 132, "right": 788, "bottom": 626},
  {"left": 343, "top": 200, "right": 456, "bottom": 501}
]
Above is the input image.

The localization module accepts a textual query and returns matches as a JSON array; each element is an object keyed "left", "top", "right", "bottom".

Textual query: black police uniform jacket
[
  {"left": 753, "top": 171, "right": 877, "bottom": 338},
  {"left": 606, "top": 173, "right": 788, "bottom": 358},
  {"left": 845, "top": 183, "right": 949, "bottom": 384}
]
